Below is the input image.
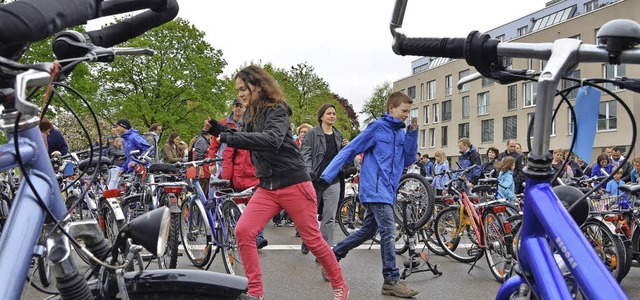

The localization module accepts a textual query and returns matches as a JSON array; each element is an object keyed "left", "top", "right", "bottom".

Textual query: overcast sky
[{"left": 94, "top": 0, "right": 551, "bottom": 116}]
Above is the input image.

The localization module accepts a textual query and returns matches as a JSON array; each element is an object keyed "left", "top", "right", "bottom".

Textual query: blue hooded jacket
[
  {"left": 320, "top": 113, "right": 418, "bottom": 205},
  {"left": 120, "top": 128, "right": 152, "bottom": 173}
]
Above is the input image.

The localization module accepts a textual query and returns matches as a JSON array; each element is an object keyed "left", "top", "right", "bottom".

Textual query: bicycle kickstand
[
  {"left": 205, "top": 244, "right": 220, "bottom": 270},
  {"left": 467, "top": 249, "right": 484, "bottom": 274}
]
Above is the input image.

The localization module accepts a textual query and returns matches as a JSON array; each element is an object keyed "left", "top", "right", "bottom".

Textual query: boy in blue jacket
[{"left": 315, "top": 91, "right": 419, "bottom": 298}]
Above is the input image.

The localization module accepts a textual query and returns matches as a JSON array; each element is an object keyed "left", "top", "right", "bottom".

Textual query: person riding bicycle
[
  {"left": 456, "top": 137, "right": 482, "bottom": 191},
  {"left": 315, "top": 91, "right": 420, "bottom": 298}
]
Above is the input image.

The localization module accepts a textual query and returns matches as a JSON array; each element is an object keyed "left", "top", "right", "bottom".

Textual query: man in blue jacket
[
  {"left": 315, "top": 91, "right": 419, "bottom": 298},
  {"left": 114, "top": 118, "right": 152, "bottom": 175}
]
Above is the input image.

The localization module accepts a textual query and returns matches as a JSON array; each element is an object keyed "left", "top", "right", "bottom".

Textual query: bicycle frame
[
  {"left": 187, "top": 177, "right": 227, "bottom": 247},
  {"left": 0, "top": 122, "right": 73, "bottom": 299}
]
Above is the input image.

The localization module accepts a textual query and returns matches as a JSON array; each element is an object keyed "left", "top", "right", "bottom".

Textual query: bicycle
[
  {"left": 178, "top": 158, "right": 247, "bottom": 276},
  {"left": 391, "top": 1, "right": 633, "bottom": 298},
  {"left": 0, "top": 1, "right": 248, "bottom": 299},
  {"left": 433, "top": 166, "right": 518, "bottom": 282}
]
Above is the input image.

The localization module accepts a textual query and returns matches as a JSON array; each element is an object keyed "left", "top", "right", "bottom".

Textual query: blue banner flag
[{"left": 572, "top": 85, "right": 601, "bottom": 163}]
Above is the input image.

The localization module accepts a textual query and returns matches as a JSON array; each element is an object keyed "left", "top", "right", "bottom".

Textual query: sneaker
[
  {"left": 239, "top": 293, "right": 264, "bottom": 300},
  {"left": 274, "top": 222, "right": 283, "bottom": 227},
  {"left": 321, "top": 267, "right": 329, "bottom": 282},
  {"left": 286, "top": 220, "right": 295, "bottom": 227},
  {"left": 257, "top": 238, "right": 268, "bottom": 250},
  {"left": 301, "top": 242, "right": 309, "bottom": 254},
  {"left": 381, "top": 280, "right": 419, "bottom": 298},
  {"left": 332, "top": 284, "right": 349, "bottom": 300}
]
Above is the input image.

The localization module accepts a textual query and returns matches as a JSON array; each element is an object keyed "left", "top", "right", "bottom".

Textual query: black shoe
[
  {"left": 295, "top": 229, "right": 300, "bottom": 237},
  {"left": 257, "top": 238, "right": 268, "bottom": 249},
  {"left": 301, "top": 242, "right": 309, "bottom": 254}
]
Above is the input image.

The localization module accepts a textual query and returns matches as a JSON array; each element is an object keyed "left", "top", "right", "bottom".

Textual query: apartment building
[{"left": 393, "top": 0, "right": 640, "bottom": 164}]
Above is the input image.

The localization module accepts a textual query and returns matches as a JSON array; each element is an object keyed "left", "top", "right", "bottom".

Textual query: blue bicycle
[
  {"left": 390, "top": 1, "right": 635, "bottom": 298},
  {"left": 178, "top": 158, "right": 249, "bottom": 276}
]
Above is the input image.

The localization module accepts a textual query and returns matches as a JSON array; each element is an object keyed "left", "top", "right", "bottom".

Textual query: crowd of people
[{"left": 37, "top": 63, "right": 640, "bottom": 299}]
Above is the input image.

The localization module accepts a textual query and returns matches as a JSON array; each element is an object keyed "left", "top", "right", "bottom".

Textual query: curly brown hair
[{"left": 235, "top": 65, "right": 286, "bottom": 125}]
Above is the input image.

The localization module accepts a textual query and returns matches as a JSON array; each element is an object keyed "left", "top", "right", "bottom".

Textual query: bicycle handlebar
[{"left": 174, "top": 157, "right": 222, "bottom": 168}]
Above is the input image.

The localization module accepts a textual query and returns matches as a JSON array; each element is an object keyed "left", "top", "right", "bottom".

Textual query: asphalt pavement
[{"left": 20, "top": 223, "right": 640, "bottom": 299}]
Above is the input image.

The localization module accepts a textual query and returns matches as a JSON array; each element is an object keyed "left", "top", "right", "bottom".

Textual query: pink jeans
[{"left": 234, "top": 181, "right": 345, "bottom": 296}]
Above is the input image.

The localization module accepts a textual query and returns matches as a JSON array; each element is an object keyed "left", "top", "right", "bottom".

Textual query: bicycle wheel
[
  {"left": 157, "top": 195, "right": 180, "bottom": 269},
  {"left": 220, "top": 200, "right": 244, "bottom": 276},
  {"left": 180, "top": 199, "right": 212, "bottom": 268},
  {"left": 581, "top": 219, "right": 627, "bottom": 282},
  {"left": 434, "top": 206, "right": 483, "bottom": 263},
  {"left": 337, "top": 196, "right": 381, "bottom": 243},
  {"left": 395, "top": 173, "right": 436, "bottom": 230},
  {"left": 483, "top": 209, "right": 512, "bottom": 282},
  {"left": 421, "top": 198, "right": 448, "bottom": 256}
]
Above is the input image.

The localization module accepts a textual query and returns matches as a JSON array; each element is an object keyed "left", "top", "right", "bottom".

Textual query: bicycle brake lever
[{"left": 612, "top": 76, "right": 640, "bottom": 93}]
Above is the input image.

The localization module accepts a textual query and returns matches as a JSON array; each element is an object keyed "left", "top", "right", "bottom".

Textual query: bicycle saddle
[
  {"left": 77, "top": 156, "right": 112, "bottom": 174},
  {"left": 148, "top": 163, "right": 178, "bottom": 174}
]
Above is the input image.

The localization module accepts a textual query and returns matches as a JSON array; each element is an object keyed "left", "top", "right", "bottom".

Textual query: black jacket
[{"left": 220, "top": 103, "right": 310, "bottom": 190}]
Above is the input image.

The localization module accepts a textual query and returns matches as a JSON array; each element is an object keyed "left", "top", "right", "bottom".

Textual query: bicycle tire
[
  {"left": 220, "top": 200, "right": 244, "bottom": 276},
  {"left": 422, "top": 198, "right": 448, "bottom": 256},
  {"left": 581, "top": 219, "right": 627, "bottom": 282},
  {"left": 482, "top": 209, "right": 512, "bottom": 283},
  {"left": 180, "top": 199, "right": 212, "bottom": 268},
  {"left": 394, "top": 173, "right": 436, "bottom": 230},
  {"left": 337, "top": 196, "right": 381, "bottom": 243},
  {"left": 157, "top": 194, "right": 179, "bottom": 269},
  {"left": 37, "top": 235, "right": 51, "bottom": 287},
  {"left": 434, "top": 206, "right": 484, "bottom": 263}
]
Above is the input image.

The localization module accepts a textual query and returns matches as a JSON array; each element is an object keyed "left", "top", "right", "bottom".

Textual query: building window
[
  {"left": 507, "top": 85, "right": 517, "bottom": 110},
  {"left": 527, "top": 113, "right": 534, "bottom": 138},
  {"left": 598, "top": 101, "right": 617, "bottom": 131},
  {"left": 427, "top": 80, "right": 436, "bottom": 100},
  {"left": 503, "top": 57, "right": 513, "bottom": 69},
  {"left": 603, "top": 64, "right": 626, "bottom": 91},
  {"left": 527, "top": 59, "right": 534, "bottom": 70},
  {"left": 429, "top": 128, "right": 436, "bottom": 148},
  {"left": 459, "top": 69, "right": 470, "bottom": 92},
  {"left": 551, "top": 109, "right": 557, "bottom": 136},
  {"left": 462, "top": 96, "right": 470, "bottom": 119},
  {"left": 496, "top": 34, "right": 505, "bottom": 42},
  {"left": 531, "top": 6, "right": 576, "bottom": 32},
  {"left": 584, "top": 0, "right": 599, "bottom": 13},
  {"left": 441, "top": 126, "right": 448, "bottom": 147},
  {"left": 420, "top": 83, "right": 424, "bottom": 102},
  {"left": 567, "top": 109, "right": 574, "bottom": 136},
  {"left": 458, "top": 123, "right": 469, "bottom": 139},
  {"left": 540, "top": 59, "right": 547, "bottom": 71},
  {"left": 420, "top": 129, "right": 426, "bottom": 148},
  {"left": 407, "top": 86, "right": 416, "bottom": 100},
  {"left": 477, "top": 92, "right": 490, "bottom": 116},
  {"left": 523, "top": 82, "right": 537, "bottom": 107},
  {"left": 482, "top": 77, "right": 494, "bottom": 87},
  {"left": 562, "top": 69, "right": 581, "bottom": 99},
  {"left": 409, "top": 108, "right": 418, "bottom": 127},
  {"left": 423, "top": 105, "right": 429, "bottom": 124},
  {"left": 481, "top": 119, "right": 494, "bottom": 143},
  {"left": 445, "top": 75, "right": 453, "bottom": 96},
  {"left": 517, "top": 26, "right": 528, "bottom": 37},
  {"left": 442, "top": 100, "right": 452, "bottom": 122},
  {"left": 503, "top": 116, "right": 517, "bottom": 140},
  {"left": 433, "top": 103, "right": 440, "bottom": 123}
]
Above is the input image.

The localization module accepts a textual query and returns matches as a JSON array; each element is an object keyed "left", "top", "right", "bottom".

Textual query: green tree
[
  {"left": 361, "top": 81, "right": 392, "bottom": 125},
  {"left": 93, "top": 18, "right": 229, "bottom": 143},
  {"left": 332, "top": 93, "right": 360, "bottom": 139}
]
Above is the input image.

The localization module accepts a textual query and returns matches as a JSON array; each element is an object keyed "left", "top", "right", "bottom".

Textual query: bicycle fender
[
  {"left": 103, "top": 197, "right": 125, "bottom": 221},
  {"left": 166, "top": 194, "right": 181, "bottom": 214},
  {"left": 123, "top": 269, "right": 247, "bottom": 297}
]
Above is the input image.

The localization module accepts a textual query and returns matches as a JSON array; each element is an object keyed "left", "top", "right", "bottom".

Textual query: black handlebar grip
[{"left": 394, "top": 37, "right": 466, "bottom": 58}]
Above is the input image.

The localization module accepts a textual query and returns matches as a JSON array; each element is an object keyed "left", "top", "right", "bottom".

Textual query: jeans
[
  {"left": 333, "top": 202, "right": 400, "bottom": 281},
  {"left": 234, "top": 181, "right": 345, "bottom": 296},
  {"left": 318, "top": 182, "right": 340, "bottom": 246}
]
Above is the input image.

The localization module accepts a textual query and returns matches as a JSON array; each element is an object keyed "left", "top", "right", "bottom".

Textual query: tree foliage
[{"left": 361, "top": 81, "right": 392, "bottom": 126}]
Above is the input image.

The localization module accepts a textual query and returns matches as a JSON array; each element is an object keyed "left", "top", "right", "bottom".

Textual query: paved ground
[{"left": 20, "top": 223, "right": 640, "bottom": 299}]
